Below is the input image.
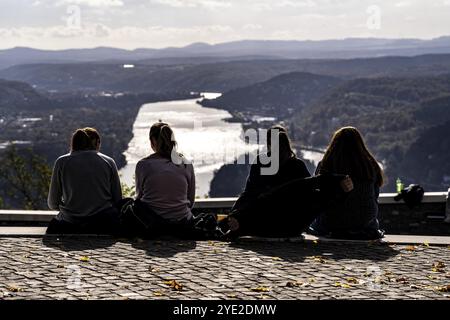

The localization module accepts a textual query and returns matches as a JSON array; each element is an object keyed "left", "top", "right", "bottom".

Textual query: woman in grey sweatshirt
[{"left": 46, "top": 127, "right": 122, "bottom": 234}]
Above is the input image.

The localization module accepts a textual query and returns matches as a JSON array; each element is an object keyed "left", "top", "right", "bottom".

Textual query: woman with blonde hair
[{"left": 310, "top": 126, "right": 385, "bottom": 240}]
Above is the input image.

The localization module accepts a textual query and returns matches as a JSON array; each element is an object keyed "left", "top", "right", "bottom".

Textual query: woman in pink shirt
[{"left": 130, "top": 122, "right": 196, "bottom": 237}]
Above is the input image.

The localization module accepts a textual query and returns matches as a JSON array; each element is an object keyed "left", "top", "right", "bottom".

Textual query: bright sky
[{"left": 0, "top": 0, "right": 449, "bottom": 50}]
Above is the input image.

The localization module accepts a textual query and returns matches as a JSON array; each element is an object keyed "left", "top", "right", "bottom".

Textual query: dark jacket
[
  {"left": 310, "top": 162, "right": 382, "bottom": 239},
  {"left": 232, "top": 155, "right": 311, "bottom": 212}
]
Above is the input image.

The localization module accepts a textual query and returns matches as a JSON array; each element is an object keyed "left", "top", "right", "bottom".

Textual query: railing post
[{"left": 446, "top": 187, "right": 450, "bottom": 223}]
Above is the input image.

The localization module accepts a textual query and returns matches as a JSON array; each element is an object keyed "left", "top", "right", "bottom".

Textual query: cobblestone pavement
[{"left": 0, "top": 236, "right": 449, "bottom": 300}]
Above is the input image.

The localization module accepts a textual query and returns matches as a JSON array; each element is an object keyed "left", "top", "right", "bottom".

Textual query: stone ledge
[
  {"left": 1, "top": 227, "right": 449, "bottom": 245},
  {"left": 0, "top": 192, "right": 447, "bottom": 223}
]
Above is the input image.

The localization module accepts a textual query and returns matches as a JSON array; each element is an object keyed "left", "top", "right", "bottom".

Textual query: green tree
[{"left": 0, "top": 147, "right": 52, "bottom": 210}]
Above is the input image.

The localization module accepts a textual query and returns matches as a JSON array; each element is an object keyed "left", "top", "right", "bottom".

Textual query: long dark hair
[
  {"left": 266, "top": 124, "right": 296, "bottom": 163},
  {"left": 149, "top": 122, "right": 180, "bottom": 161},
  {"left": 71, "top": 127, "right": 100, "bottom": 152},
  {"left": 319, "top": 126, "right": 384, "bottom": 186}
]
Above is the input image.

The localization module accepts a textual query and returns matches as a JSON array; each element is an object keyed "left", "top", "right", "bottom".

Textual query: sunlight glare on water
[{"left": 120, "top": 93, "right": 259, "bottom": 198}]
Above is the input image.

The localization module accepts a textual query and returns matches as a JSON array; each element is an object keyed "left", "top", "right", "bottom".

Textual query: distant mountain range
[{"left": 1, "top": 36, "right": 450, "bottom": 69}]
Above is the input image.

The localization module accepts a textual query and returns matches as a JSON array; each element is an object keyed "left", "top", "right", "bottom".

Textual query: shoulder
[
  {"left": 54, "top": 153, "right": 71, "bottom": 167},
  {"left": 97, "top": 152, "right": 117, "bottom": 167}
]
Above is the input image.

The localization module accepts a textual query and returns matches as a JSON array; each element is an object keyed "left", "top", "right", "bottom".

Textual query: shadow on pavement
[
  {"left": 42, "top": 235, "right": 118, "bottom": 251},
  {"left": 129, "top": 237, "right": 197, "bottom": 258},
  {"left": 229, "top": 240, "right": 400, "bottom": 262}
]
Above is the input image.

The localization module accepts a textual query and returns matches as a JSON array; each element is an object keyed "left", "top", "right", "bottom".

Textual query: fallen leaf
[
  {"left": 79, "top": 256, "right": 90, "bottom": 262},
  {"left": 286, "top": 281, "right": 304, "bottom": 288},
  {"left": 395, "top": 277, "right": 409, "bottom": 283},
  {"left": 272, "top": 257, "right": 282, "bottom": 261},
  {"left": 405, "top": 245, "right": 417, "bottom": 252},
  {"left": 334, "top": 282, "right": 351, "bottom": 288},
  {"left": 427, "top": 275, "right": 439, "bottom": 280},
  {"left": 346, "top": 277, "right": 359, "bottom": 284},
  {"left": 251, "top": 286, "right": 270, "bottom": 292},
  {"left": 227, "top": 294, "right": 237, "bottom": 298},
  {"left": 164, "top": 280, "right": 183, "bottom": 291},
  {"left": 432, "top": 262, "right": 446, "bottom": 273},
  {"left": 435, "top": 285, "right": 450, "bottom": 293},
  {"left": 153, "top": 291, "right": 164, "bottom": 297},
  {"left": 309, "top": 278, "right": 316, "bottom": 283},
  {"left": 423, "top": 242, "right": 430, "bottom": 247},
  {"left": 312, "top": 256, "right": 327, "bottom": 264},
  {"left": 6, "top": 285, "right": 23, "bottom": 293},
  {"left": 258, "top": 295, "right": 269, "bottom": 300}
]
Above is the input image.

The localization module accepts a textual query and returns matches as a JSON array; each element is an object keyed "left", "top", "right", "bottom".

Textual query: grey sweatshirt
[
  {"left": 135, "top": 154, "right": 195, "bottom": 222},
  {"left": 47, "top": 150, "right": 122, "bottom": 223}
]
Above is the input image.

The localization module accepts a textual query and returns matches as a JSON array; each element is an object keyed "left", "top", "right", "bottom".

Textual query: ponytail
[{"left": 150, "top": 122, "right": 182, "bottom": 162}]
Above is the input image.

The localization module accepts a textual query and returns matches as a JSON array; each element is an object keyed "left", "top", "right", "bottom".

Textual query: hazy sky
[{"left": 1, "top": 0, "right": 449, "bottom": 50}]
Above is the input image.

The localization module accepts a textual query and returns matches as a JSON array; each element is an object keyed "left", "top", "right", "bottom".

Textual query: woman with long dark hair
[
  {"left": 309, "top": 126, "right": 385, "bottom": 239},
  {"left": 221, "top": 125, "right": 354, "bottom": 238},
  {"left": 46, "top": 127, "right": 122, "bottom": 234},
  {"left": 131, "top": 122, "right": 195, "bottom": 237}
]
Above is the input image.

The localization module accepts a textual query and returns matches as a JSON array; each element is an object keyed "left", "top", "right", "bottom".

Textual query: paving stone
[{"left": 0, "top": 237, "right": 450, "bottom": 299}]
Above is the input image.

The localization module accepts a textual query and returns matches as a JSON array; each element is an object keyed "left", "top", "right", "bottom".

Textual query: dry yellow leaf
[
  {"left": 251, "top": 286, "right": 270, "bottom": 292},
  {"left": 405, "top": 245, "right": 417, "bottom": 252},
  {"left": 272, "top": 257, "right": 282, "bottom": 261},
  {"left": 153, "top": 291, "right": 164, "bottom": 297},
  {"left": 423, "top": 242, "right": 430, "bottom": 247},
  {"left": 227, "top": 294, "right": 237, "bottom": 298},
  {"left": 432, "top": 262, "right": 446, "bottom": 273},
  {"left": 79, "top": 256, "right": 90, "bottom": 262},
  {"left": 346, "top": 277, "right": 359, "bottom": 284},
  {"left": 334, "top": 282, "right": 351, "bottom": 288},
  {"left": 164, "top": 280, "right": 183, "bottom": 291},
  {"left": 6, "top": 285, "right": 23, "bottom": 292},
  {"left": 435, "top": 285, "right": 450, "bottom": 292}
]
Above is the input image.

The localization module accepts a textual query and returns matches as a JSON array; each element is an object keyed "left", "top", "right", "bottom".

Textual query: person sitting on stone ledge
[
  {"left": 220, "top": 125, "right": 354, "bottom": 238},
  {"left": 46, "top": 127, "right": 122, "bottom": 235},
  {"left": 124, "top": 122, "right": 196, "bottom": 238},
  {"left": 309, "top": 126, "right": 385, "bottom": 240}
]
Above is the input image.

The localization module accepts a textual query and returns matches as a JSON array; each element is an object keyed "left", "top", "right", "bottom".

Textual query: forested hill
[
  {"left": 200, "top": 72, "right": 342, "bottom": 119},
  {"left": 0, "top": 79, "right": 51, "bottom": 110},
  {"left": 2, "top": 54, "right": 450, "bottom": 93},
  {"left": 291, "top": 74, "right": 450, "bottom": 190}
]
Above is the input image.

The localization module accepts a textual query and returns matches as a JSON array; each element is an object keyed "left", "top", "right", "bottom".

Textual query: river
[{"left": 120, "top": 93, "right": 324, "bottom": 198}]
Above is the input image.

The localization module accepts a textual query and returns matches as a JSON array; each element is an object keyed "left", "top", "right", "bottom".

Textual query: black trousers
[
  {"left": 46, "top": 206, "right": 121, "bottom": 235},
  {"left": 119, "top": 199, "right": 196, "bottom": 239},
  {"left": 230, "top": 174, "right": 346, "bottom": 237}
]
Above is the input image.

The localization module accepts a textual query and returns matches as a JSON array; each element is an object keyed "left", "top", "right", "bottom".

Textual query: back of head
[
  {"left": 149, "top": 122, "right": 178, "bottom": 160},
  {"left": 71, "top": 127, "right": 101, "bottom": 152},
  {"left": 266, "top": 124, "right": 295, "bottom": 162},
  {"left": 319, "top": 126, "right": 384, "bottom": 186}
]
